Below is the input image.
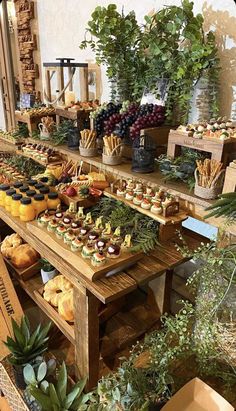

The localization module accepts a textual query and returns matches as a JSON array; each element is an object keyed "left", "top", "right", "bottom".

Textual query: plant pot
[
  {"left": 79, "top": 147, "right": 98, "bottom": 157},
  {"left": 194, "top": 169, "right": 225, "bottom": 200},
  {"left": 13, "top": 364, "right": 26, "bottom": 389},
  {"left": 41, "top": 268, "right": 57, "bottom": 284},
  {"left": 38, "top": 123, "right": 51, "bottom": 141},
  {"left": 102, "top": 153, "right": 122, "bottom": 165},
  {"left": 67, "top": 132, "right": 79, "bottom": 150},
  {"left": 23, "top": 390, "right": 42, "bottom": 411}
]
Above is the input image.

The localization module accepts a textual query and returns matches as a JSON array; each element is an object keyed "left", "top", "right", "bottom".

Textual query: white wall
[
  {"left": 36, "top": 0, "right": 236, "bottom": 115},
  {"left": 0, "top": 91, "right": 6, "bottom": 131}
]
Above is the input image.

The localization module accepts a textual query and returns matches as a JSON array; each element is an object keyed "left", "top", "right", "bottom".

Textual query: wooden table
[{"left": 0, "top": 206, "right": 202, "bottom": 390}]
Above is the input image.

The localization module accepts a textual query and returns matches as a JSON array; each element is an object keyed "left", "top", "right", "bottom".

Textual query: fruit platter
[
  {"left": 177, "top": 117, "right": 236, "bottom": 141},
  {"left": 27, "top": 207, "right": 143, "bottom": 280}
]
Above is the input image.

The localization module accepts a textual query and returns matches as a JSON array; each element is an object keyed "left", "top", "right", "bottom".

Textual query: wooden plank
[
  {"left": 74, "top": 288, "right": 99, "bottom": 391},
  {"left": 104, "top": 188, "right": 188, "bottom": 226},
  {"left": 223, "top": 166, "right": 236, "bottom": 193},
  {"left": 125, "top": 255, "right": 167, "bottom": 285},
  {"left": 150, "top": 244, "right": 185, "bottom": 269},
  {"left": 172, "top": 274, "right": 194, "bottom": 302},
  {"left": 28, "top": 221, "right": 143, "bottom": 281}
]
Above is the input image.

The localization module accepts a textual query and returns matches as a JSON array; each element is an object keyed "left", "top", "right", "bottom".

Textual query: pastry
[
  {"left": 44, "top": 275, "right": 73, "bottom": 307},
  {"left": 71, "top": 221, "right": 81, "bottom": 234},
  {"left": 1, "top": 233, "right": 23, "bottom": 258},
  {"left": 62, "top": 216, "right": 72, "bottom": 228},
  {"left": 76, "top": 207, "right": 85, "bottom": 221},
  {"left": 37, "top": 211, "right": 51, "bottom": 228},
  {"left": 71, "top": 237, "right": 84, "bottom": 252},
  {"left": 58, "top": 289, "right": 74, "bottom": 322},
  {"left": 151, "top": 202, "right": 163, "bottom": 215},
  {"left": 91, "top": 252, "right": 106, "bottom": 267},
  {"left": 81, "top": 244, "right": 95, "bottom": 259},
  {"left": 133, "top": 194, "right": 143, "bottom": 205},
  {"left": 64, "top": 230, "right": 75, "bottom": 245},
  {"left": 94, "top": 216, "right": 104, "bottom": 233},
  {"left": 107, "top": 244, "right": 121, "bottom": 259},
  {"left": 87, "top": 231, "right": 99, "bottom": 244},
  {"left": 55, "top": 210, "right": 64, "bottom": 222},
  {"left": 144, "top": 187, "right": 154, "bottom": 199},
  {"left": 116, "top": 187, "right": 126, "bottom": 197},
  {"left": 102, "top": 222, "right": 112, "bottom": 239},
  {"left": 126, "top": 179, "right": 135, "bottom": 190},
  {"left": 134, "top": 182, "right": 143, "bottom": 195},
  {"left": 141, "top": 198, "right": 151, "bottom": 210},
  {"left": 83, "top": 212, "right": 94, "bottom": 227},
  {"left": 78, "top": 226, "right": 90, "bottom": 238},
  {"left": 11, "top": 244, "right": 39, "bottom": 268},
  {"left": 121, "top": 234, "right": 132, "bottom": 251},
  {"left": 125, "top": 191, "right": 134, "bottom": 201},
  {"left": 111, "top": 227, "right": 123, "bottom": 245},
  {"left": 56, "top": 224, "right": 67, "bottom": 239},
  {"left": 47, "top": 218, "right": 59, "bottom": 233},
  {"left": 95, "top": 238, "right": 107, "bottom": 251}
]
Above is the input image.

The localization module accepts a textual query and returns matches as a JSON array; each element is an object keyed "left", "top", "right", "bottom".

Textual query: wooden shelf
[
  {"left": 16, "top": 149, "right": 62, "bottom": 166},
  {"left": 104, "top": 187, "right": 188, "bottom": 226}
]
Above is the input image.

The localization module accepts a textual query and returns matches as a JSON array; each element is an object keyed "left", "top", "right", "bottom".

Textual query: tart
[
  {"left": 102, "top": 222, "right": 112, "bottom": 239},
  {"left": 94, "top": 216, "right": 104, "bottom": 233},
  {"left": 83, "top": 212, "right": 94, "bottom": 228},
  {"left": 55, "top": 211, "right": 64, "bottom": 222},
  {"left": 121, "top": 234, "right": 132, "bottom": 252},
  {"left": 141, "top": 198, "right": 151, "bottom": 210},
  {"left": 133, "top": 194, "right": 143, "bottom": 206},
  {"left": 62, "top": 216, "right": 72, "bottom": 228},
  {"left": 64, "top": 229, "right": 76, "bottom": 245},
  {"left": 71, "top": 237, "right": 84, "bottom": 252},
  {"left": 91, "top": 252, "right": 106, "bottom": 267},
  {"left": 107, "top": 244, "right": 121, "bottom": 259},
  {"left": 87, "top": 231, "right": 99, "bottom": 244},
  {"left": 151, "top": 202, "right": 162, "bottom": 215},
  {"left": 125, "top": 191, "right": 134, "bottom": 201},
  {"left": 81, "top": 244, "right": 95, "bottom": 259},
  {"left": 111, "top": 227, "right": 123, "bottom": 245},
  {"left": 95, "top": 238, "right": 107, "bottom": 251},
  {"left": 78, "top": 226, "right": 90, "bottom": 239},
  {"left": 56, "top": 224, "right": 67, "bottom": 239},
  {"left": 47, "top": 218, "right": 59, "bottom": 233},
  {"left": 37, "top": 211, "right": 51, "bottom": 228},
  {"left": 76, "top": 206, "right": 85, "bottom": 221},
  {"left": 71, "top": 221, "right": 81, "bottom": 234}
]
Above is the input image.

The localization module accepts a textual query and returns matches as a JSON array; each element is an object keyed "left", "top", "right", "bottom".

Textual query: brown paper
[{"left": 162, "top": 378, "right": 234, "bottom": 411}]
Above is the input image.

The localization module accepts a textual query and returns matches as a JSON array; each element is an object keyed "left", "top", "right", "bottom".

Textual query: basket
[
  {"left": 38, "top": 124, "right": 51, "bottom": 141},
  {"left": 0, "top": 359, "right": 29, "bottom": 411},
  {"left": 79, "top": 146, "right": 98, "bottom": 157},
  {"left": 102, "top": 144, "right": 123, "bottom": 165},
  {"left": 194, "top": 168, "right": 225, "bottom": 200}
]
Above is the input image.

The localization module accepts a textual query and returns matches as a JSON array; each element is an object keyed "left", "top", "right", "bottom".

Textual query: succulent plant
[
  {"left": 30, "top": 362, "right": 90, "bottom": 411},
  {"left": 78, "top": 185, "right": 90, "bottom": 199},
  {"left": 3, "top": 316, "right": 51, "bottom": 366}
]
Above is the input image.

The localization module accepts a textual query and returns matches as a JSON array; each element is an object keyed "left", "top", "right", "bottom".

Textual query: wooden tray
[
  {"left": 1, "top": 253, "right": 40, "bottom": 281},
  {"left": 58, "top": 192, "right": 97, "bottom": 209},
  {"left": 104, "top": 188, "right": 188, "bottom": 226},
  {"left": 27, "top": 221, "right": 143, "bottom": 281}
]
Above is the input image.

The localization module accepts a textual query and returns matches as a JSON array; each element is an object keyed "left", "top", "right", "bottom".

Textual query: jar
[
  {"left": 35, "top": 183, "right": 45, "bottom": 193},
  {"left": 19, "top": 185, "right": 29, "bottom": 196},
  {"left": 13, "top": 181, "right": 23, "bottom": 192},
  {"left": 26, "top": 190, "right": 36, "bottom": 198},
  {"left": 0, "top": 184, "right": 10, "bottom": 207},
  {"left": 33, "top": 194, "right": 47, "bottom": 217},
  {"left": 26, "top": 179, "right": 37, "bottom": 190},
  {"left": 19, "top": 197, "right": 35, "bottom": 222},
  {"left": 5, "top": 189, "right": 16, "bottom": 212},
  {"left": 40, "top": 186, "right": 50, "bottom": 201},
  {"left": 11, "top": 194, "right": 22, "bottom": 217},
  {"left": 47, "top": 192, "right": 61, "bottom": 210}
]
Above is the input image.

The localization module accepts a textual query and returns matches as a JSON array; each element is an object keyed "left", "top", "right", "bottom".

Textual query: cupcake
[
  {"left": 107, "top": 244, "right": 121, "bottom": 259},
  {"left": 91, "top": 252, "right": 106, "bottom": 267},
  {"left": 62, "top": 216, "right": 72, "bottom": 228},
  {"left": 95, "top": 238, "right": 107, "bottom": 252},
  {"left": 133, "top": 194, "right": 143, "bottom": 206},
  {"left": 141, "top": 198, "right": 151, "bottom": 210},
  {"left": 37, "top": 211, "right": 51, "bottom": 228},
  {"left": 102, "top": 222, "right": 112, "bottom": 239},
  {"left": 71, "top": 221, "right": 81, "bottom": 235},
  {"left": 87, "top": 231, "right": 99, "bottom": 244},
  {"left": 56, "top": 224, "right": 67, "bottom": 239},
  {"left": 111, "top": 227, "right": 123, "bottom": 245},
  {"left": 64, "top": 229, "right": 76, "bottom": 245},
  {"left": 151, "top": 202, "right": 162, "bottom": 215},
  {"left": 78, "top": 226, "right": 90, "bottom": 239},
  {"left": 47, "top": 218, "right": 59, "bottom": 233},
  {"left": 81, "top": 244, "right": 95, "bottom": 259},
  {"left": 125, "top": 191, "right": 134, "bottom": 201},
  {"left": 71, "top": 237, "right": 84, "bottom": 252}
]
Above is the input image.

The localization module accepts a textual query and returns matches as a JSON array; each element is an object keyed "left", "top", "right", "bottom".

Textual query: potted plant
[
  {"left": 40, "top": 258, "right": 57, "bottom": 284},
  {"left": 29, "top": 362, "right": 90, "bottom": 411},
  {"left": 51, "top": 120, "right": 79, "bottom": 149},
  {"left": 3, "top": 316, "right": 51, "bottom": 389}
]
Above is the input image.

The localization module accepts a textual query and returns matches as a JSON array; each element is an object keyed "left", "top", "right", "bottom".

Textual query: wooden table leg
[
  {"left": 167, "top": 142, "right": 181, "bottom": 158},
  {"left": 73, "top": 286, "right": 100, "bottom": 391}
]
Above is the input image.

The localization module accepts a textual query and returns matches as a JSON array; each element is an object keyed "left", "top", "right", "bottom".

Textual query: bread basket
[
  {"left": 194, "top": 168, "right": 225, "bottom": 199},
  {"left": 102, "top": 144, "right": 123, "bottom": 165},
  {"left": 79, "top": 146, "right": 98, "bottom": 157}
]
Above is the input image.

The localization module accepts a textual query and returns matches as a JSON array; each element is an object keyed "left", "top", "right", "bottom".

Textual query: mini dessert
[
  {"left": 134, "top": 182, "right": 143, "bottom": 195},
  {"left": 126, "top": 179, "right": 135, "bottom": 191},
  {"left": 76, "top": 206, "right": 85, "bottom": 221},
  {"left": 91, "top": 252, "right": 106, "bottom": 267},
  {"left": 116, "top": 187, "right": 126, "bottom": 197},
  {"left": 133, "top": 194, "right": 143, "bottom": 206},
  {"left": 62, "top": 216, "right": 72, "bottom": 228},
  {"left": 95, "top": 238, "right": 107, "bottom": 251},
  {"left": 37, "top": 211, "right": 51, "bottom": 228},
  {"left": 78, "top": 226, "right": 90, "bottom": 239},
  {"left": 107, "top": 244, "right": 121, "bottom": 259},
  {"left": 71, "top": 221, "right": 81, "bottom": 234},
  {"left": 125, "top": 191, "right": 134, "bottom": 201},
  {"left": 47, "top": 218, "right": 59, "bottom": 233},
  {"left": 94, "top": 216, "right": 104, "bottom": 233},
  {"left": 144, "top": 187, "right": 154, "bottom": 199},
  {"left": 102, "top": 222, "right": 112, "bottom": 239},
  {"left": 64, "top": 229, "right": 76, "bottom": 245},
  {"left": 111, "top": 227, "right": 123, "bottom": 245},
  {"left": 65, "top": 203, "right": 77, "bottom": 219},
  {"left": 87, "top": 231, "right": 99, "bottom": 244},
  {"left": 151, "top": 202, "right": 163, "bottom": 215},
  {"left": 153, "top": 188, "right": 165, "bottom": 201},
  {"left": 121, "top": 234, "right": 132, "bottom": 251},
  {"left": 141, "top": 198, "right": 151, "bottom": 210},
  {"left": 71, "top": 237, "right": 84, "bottom": 252},
  {"left": 56, "top": 224, "right": 67, "bottom": 240},
  {"left": 55, "top": 211, "right": 64, "bottom": 222},
  {"left": 83, "top": 212, "right": 94, "bottom": 228},
  {"left": 81, "top": 244, "right": 95, "bottom": 259}
]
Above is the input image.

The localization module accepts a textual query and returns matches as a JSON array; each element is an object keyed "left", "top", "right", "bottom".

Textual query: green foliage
[
  {"left": 40, "top": 258, "right": 55, "bottom": 273},
  {"left": 51, "top": 120, "right": 77, "bottom": 146},
  {"left": 30, "top": 362, "right": 91, "bottom": 411},
  {"left": 156, "top": 149, "right": 207, "bottom": 190},
  {"left": 3, "top": 316, "right": 51, "bottom": 366},
  {"left": 80, "top": 1, "right": 219, "bottom": 121},
  {"left": 4, "top": 154, "right": 44, "bottom": 177},
  {"left": 12, "top": 123, "right": 29, "bottom": 140},
  {"left": 205, "top": 192, "right": 236, "bottom": 221},
  {"left": 89, "top": 197, "right": 159, "bottom": 253}
]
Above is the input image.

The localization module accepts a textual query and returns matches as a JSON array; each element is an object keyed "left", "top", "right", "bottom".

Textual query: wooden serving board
[
  {"left": 1, "top": 255, "right": 40, "bottom": 281},
  {"left": 27, "top": 221, "right": 143, "bottom": 281},
  {"left": 104, "top": 188, "right": 188, "bottom": 226}
]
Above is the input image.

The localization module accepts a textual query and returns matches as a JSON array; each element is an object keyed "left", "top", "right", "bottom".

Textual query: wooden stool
[{"left": 222, "top": 162, "right": 236, "bottom": 193}]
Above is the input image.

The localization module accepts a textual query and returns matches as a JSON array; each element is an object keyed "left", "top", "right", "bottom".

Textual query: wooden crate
[
  {"left": 167, "top": 130, "right": 236, "bottom": 167},
  {"left": 55, "top": 108, "right": 90, "bottom": 130},
  {"left": 222, "top": 162, "right": 236, "bottom": 193},
  {"left": 1, "top": 254, "right": 40, "bottom": 281},
  {"left": 27, "top": 221, "right": 143, "bottom": 281}
]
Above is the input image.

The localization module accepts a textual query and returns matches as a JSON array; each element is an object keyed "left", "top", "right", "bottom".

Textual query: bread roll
[
  {"left": 43, "top": 289, "right": 61, "bottom": 307},
  {"left": 11, "top": 244, "right": 39, "bottom": 268},
  {"left": 1, "top": 233, "right": 23, "bottom": 258},
  {"left": 44, "top": 275, "right": 73, "bottom": 292},
  {"left": 58, "top": 289, "right": 74, "bottom": 322}
]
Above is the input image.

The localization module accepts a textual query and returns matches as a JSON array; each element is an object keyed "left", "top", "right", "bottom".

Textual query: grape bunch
[
  {"left": 104, "top": 113, "right": 123, "bottom": 134},
  {"left": 130, "top": 104, "right": 165, "bottom": 140},
  {"left": 93, "top": 102, "right": 121, "bottom": 136}
]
